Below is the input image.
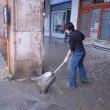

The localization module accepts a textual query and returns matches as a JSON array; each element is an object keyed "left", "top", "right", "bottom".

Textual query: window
[
  {"left": 93, "top": 0, "right": 110, "bottom": 4},
  {"left": 104, "top": 0, "right": 110, "bottom": 2},
  {"left": 100, "top": 10, "right": 110, "bottom": 40},
  {"left": 93, "top": 0, "right": 104, "bottom": 3},
  {"left": 81, "top": 13, "right": 89, "bottom": 36},
  {"left": 90, "top": 8, "right": 100, "bottom": 40},
  {"left": 84, "top": 0, "right": 91, "bottom": 5},
  {"left": 52, "top": 11, "right": 66, "bottom": 34}
]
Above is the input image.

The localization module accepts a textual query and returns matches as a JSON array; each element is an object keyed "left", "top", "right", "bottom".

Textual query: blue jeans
[{"left": 69, "top": 51, "right": 87, "bottom": 87}]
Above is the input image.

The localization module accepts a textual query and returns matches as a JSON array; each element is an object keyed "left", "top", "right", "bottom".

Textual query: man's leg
[
  {"left": 78, "top": 53, "right": 87, "bottom": 82},
  {"left": 69, "top": 53, "right": 82, "bottom": 87}
]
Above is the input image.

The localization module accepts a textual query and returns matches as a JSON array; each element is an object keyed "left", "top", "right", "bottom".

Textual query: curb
[{"left": 84, "top": 42, "right": 110, "bottom": 51}]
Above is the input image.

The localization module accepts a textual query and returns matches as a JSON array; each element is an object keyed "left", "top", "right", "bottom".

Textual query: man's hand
[
  {"left": 64, "top": 49, "right": 72, "bottom": 63},
  {"left": 64, "top": 56, "right": 69, "bottom": 63}
]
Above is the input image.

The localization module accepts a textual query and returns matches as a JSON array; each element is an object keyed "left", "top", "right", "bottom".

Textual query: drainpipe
[{"left": 4, "top": 0, "right": 10, "bottom": 74}]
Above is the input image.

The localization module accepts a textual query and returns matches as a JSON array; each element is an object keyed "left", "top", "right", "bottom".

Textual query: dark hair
[{"left": 64, "top": 22, "right": 74, "bottom": 31}]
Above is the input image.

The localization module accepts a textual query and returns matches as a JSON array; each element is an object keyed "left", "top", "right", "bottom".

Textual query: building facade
[
  {"left": 0, "top": 0, "right": 44, "bottom": 78},
  {"left": 44, "top": 0, "right": 110, "bottom": 41},
  {"left": 44, "top": 0, "right": 72, "bottom": 38},
  {"left": 79, "top": 0, "right": 110, "bottom": 41}
]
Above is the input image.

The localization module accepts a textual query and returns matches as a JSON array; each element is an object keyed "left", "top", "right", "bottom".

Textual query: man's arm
[{"left": 64, "top": 49, "right": 73, "bottom": 63}]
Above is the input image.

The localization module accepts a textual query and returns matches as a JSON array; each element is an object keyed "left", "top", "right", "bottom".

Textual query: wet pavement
[{"left": 0, "top": 37, "right": 110, "bottom": 110}]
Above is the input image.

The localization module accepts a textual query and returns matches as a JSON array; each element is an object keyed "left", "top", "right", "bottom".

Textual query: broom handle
[{"left": 53, "top": 62, "right": 65, "bottom": 74}]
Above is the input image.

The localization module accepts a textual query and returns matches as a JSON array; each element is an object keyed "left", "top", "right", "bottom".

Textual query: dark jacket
[{"left": 68, "top": 30, "right": 85, "bottom": 52}]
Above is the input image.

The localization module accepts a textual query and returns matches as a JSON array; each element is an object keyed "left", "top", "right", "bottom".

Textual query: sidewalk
[
  {"left": 0, "top": 37, "right": 110, "bottom": 110},
  {"left": 84, "top": 38, "right": 110, "bottom": 50},
  {"left": 47, "top": 36, "right": 110, "bottom": 50}
]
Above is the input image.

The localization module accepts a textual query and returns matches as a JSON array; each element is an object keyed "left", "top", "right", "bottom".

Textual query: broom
[{"left": 37, "top": 62, "right": 65, "bottom": 94}]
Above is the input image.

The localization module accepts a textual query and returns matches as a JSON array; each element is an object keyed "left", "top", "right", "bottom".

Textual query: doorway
[
  {"left": 51, "top": 10, "right": 67, "bottom": 38},
  {"left": 79, "top": 9, "right": 91, "bottom": 37},
  {"left": 100, "top": 8, "right": 110, "bottom": 40},
  {"left": 79, "top": 1, "right": 110, "bottom": 41}
]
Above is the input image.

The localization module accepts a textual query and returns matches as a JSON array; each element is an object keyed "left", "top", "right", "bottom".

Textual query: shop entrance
[
  {"left": 100, "top": 8, "right": 110, "bottom": 40},
  {"left": 79, "top": 0, "right": 110, "bottom": 41},
  {"left": 51, "top": 10, "right": 67, "bottom": 38},
  {"left": 51, "top": 10, "right": 71, "bottom": 38},
  {"left": 79, "top": 9, "right": 91, "bottom": 37}
]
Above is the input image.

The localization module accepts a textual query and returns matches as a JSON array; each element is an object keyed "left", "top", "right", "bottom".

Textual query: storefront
[
  {"left": 50, "top": 0, "right": 72, "bottom": 38},
  {"left": 79, "top": 0, "right": 110, "bottom": 41}
]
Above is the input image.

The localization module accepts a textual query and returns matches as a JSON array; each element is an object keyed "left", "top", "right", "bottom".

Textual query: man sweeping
[{"left": 63, "top": 22, "right": 88, "bottom": 88}]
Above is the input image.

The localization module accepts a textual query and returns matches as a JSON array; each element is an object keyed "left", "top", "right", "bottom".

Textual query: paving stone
[{"left": 0, "top": 37, "right": 110, "bottom": 110}]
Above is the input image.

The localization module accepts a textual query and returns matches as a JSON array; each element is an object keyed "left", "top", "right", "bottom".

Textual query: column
[
  {"left": 9, "top": 0, "right": 44, "bottom": 78},
  {"left": 70, "top": 0, "right": 80, "bottom": 30}
]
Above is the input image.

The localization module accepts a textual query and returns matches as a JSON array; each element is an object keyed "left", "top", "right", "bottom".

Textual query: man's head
[{"left": 64, "top": 22, "right": 74, "bottom": 34}]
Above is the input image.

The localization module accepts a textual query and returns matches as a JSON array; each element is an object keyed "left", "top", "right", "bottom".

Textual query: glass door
[
  {"left": 51, "top": 10, "right": 67, "bottom": 38},
  {"left": 90, "top": 8, "right": 100, "bottom": 40},
  {"left": 100, "top": 8, "right": 110, "bottom": 40},
  {"left": 81, "top": 13, "right": 89, "bottom": 36},
  {"left": 80, "top": 10, "right": 90, "bottom": 37}
]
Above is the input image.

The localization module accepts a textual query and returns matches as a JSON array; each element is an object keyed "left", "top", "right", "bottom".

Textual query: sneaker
[
  {"left": 81, "top": 80, "right": 88, "bottom": 83},
  {"left": 66, "top": 83, "right": 70, "bottom": 87},
  {"left": 66, "top": 83, "right": 76, "bottom": 88}
]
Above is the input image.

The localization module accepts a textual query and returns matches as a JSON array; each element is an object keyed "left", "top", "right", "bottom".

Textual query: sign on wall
[
  {"left": 3, "top": 5, "right": 9, "bottom": 24},
  {"left": 51, "top": 0, "right": 71, "bottom": 5}
]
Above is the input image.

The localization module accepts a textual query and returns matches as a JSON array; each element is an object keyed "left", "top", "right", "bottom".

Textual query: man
[{"left": 63, "top": 22, "right": 88, "bottom": 88}]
